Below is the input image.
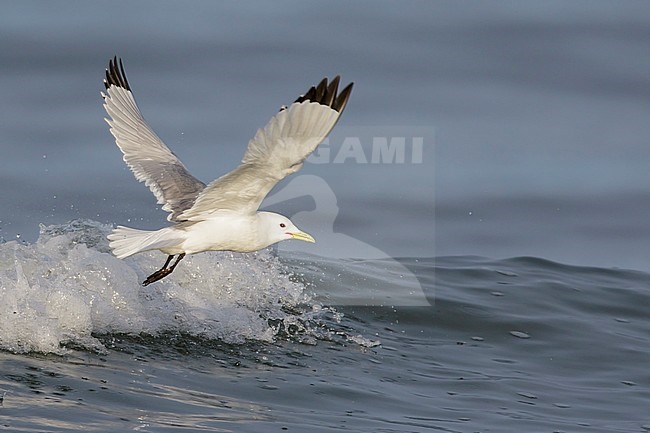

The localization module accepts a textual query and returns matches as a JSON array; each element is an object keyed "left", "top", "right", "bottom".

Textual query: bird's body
[
  {"left": 110, "top": 214, "right": 257, "bottom": 258},
  {"left": 110, "top": 212, "right": 306, "bottom": 257},
  {"left": 102, "top": 57, "right": 353, "bottom": 285}
]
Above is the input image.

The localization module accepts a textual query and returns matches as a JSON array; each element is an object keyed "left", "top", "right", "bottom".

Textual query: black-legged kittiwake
[{"left": 102, "top": 57, "right": 353, "bottom": 285}]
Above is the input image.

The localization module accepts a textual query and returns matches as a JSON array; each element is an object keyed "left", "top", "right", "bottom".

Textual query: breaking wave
[{"left": 0, "top": 220, "right": 365, "bottom": 354}]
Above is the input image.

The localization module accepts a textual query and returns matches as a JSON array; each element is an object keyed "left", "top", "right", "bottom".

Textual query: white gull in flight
[{"left": 102, "top": 57, "right": 353, "bottom": 285}]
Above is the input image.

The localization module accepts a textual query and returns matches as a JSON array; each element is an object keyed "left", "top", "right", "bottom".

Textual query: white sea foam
[{"left": 0, "top": 220, "right": 311, "bottom": 354}]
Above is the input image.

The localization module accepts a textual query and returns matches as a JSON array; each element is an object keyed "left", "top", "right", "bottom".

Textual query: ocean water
[
  {"left": 2, "top": 1, "right": 650, "bottom": 432},
  {"left": 1, "top": 221, "right": 649, "bottom": 432}
]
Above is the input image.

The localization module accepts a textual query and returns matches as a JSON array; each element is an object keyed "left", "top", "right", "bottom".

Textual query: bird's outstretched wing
[
  {"left": 102, "top": 57, "right": 206, "bottom": 222},
  {"left": 177, "top": 76, "right": 353, "bottom": 220}
]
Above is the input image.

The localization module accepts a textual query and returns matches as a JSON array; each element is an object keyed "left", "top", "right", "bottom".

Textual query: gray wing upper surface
[
  {"left": 103, "top": 57, "right": 353, "bottom": 222},
  {"left": 102, "top": 57, "right": 205, "bottom": 221},
  {"left": 177, "top": 76, "right": 353, "bottom": 220}
]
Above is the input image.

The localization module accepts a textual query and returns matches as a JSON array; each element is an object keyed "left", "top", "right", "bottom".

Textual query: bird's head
[{"left": 257, "top": 211, "right": 315, "bottom": 247}]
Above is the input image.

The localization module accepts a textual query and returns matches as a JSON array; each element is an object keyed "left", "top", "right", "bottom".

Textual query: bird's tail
[{"left": 107, "top": 226, "right": 181, "bottom": 259}]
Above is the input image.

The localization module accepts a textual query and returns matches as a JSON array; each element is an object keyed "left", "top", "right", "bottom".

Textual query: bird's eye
[{"left": 280, "top": 223, "right": 286, "bottom": 228}]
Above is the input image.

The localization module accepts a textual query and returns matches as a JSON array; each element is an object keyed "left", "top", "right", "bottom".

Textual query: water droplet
[
  {"left": 260, "top": 385, "right": 278, "bottom": 390},
  {"left": 510, "top": 330, "right": 530, "bottom": 339}
]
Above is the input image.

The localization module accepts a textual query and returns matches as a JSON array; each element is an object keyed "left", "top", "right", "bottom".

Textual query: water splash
[{"left": 0, "top": 220, "right": 321, "bottom": 354}]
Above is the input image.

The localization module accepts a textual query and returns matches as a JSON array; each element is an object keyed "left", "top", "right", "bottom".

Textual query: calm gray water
[{"left": 1, "top": 1, "right": 650, "bottom": 432}]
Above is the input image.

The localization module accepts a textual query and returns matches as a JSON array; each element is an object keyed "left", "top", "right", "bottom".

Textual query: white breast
[{"left": 180, "top": 214, "right": 261, "bottom": 254}]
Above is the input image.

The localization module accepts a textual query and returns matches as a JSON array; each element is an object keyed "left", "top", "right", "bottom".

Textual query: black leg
[
  {"left": 169, "top": 253, "right": 185, "bottom": 271},
  {"left": 161, "top": 254, "right": 174, "bottom": 269},
  {"left": 143, "top": 254, "right": 184, "bottom": 286}
]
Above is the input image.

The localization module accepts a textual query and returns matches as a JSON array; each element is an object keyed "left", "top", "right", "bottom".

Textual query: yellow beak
[{"left": 290, "top": 231, "right": 316, "bottom": 243}]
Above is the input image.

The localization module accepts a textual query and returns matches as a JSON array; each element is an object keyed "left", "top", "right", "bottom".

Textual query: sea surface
[{"left": 1, "top": 2, "right": 650, "bottom": 432}]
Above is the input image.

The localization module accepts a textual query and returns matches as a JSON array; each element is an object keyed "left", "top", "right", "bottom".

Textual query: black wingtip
[
  {"left": 104, "top": 56, "right": 131, "bottom": 91},
  {"left": 323, "top": 76, "right": 340, "bottom": 107},
  {"left": 332, "top": 82, "right": 353, "bottom": 114},
  {"left": 294, "top": 76, "right": 353, "bottom": 113}
]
